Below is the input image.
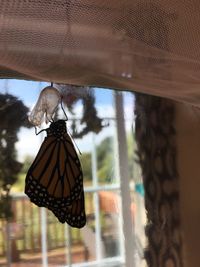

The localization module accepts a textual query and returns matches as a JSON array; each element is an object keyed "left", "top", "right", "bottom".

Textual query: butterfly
[{"left": 25, "top": 119, "right": 86, "bottom": 228}]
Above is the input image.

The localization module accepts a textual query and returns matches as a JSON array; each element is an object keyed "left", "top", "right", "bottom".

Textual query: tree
[
  {"left": 21, "top": 155, "right": 34, "bottom": 174},
  {"left": 80, "top": 152, "right": 92, "bottom": 182},
  {"left": 96, "top": 133, "right": 140, "bottom": 184},
  {"left": 0, "top": 93, "right": 30, "bottom": 219},
  {"left": 97, "top": 137, "right": 114, "bottom": 183}
]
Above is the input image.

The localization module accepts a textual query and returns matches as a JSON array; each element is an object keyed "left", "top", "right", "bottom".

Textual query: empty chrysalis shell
[{"left": 29, "top": 86, "right": 61, "bottom": 126}]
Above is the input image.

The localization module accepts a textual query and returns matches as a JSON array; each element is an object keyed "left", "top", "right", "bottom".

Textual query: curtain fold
[{"left": 0, "top": 1, "right": 200, "bottom": 106}]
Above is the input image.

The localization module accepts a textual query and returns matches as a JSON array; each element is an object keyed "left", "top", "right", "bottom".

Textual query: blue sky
[
  {"left": 0, "top": 79, "right": 134, "bottom": 160},
  {"left": 0, "top": 79, "right": 114, "bottom": 107},
  {"left": 0, "top": 79, "right": 47, "bottom": 105}
]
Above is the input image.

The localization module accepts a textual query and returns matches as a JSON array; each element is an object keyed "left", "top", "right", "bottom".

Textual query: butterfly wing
[
  {"left": 25, "top": 120, "right": 86, "bottom": 228},
  {"left": 51, "top": 190, "right": 86, "bottom": 228}
]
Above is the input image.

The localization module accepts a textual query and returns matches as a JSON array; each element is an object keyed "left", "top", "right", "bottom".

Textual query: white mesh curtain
[
  {"left": 1, "top": 1, "right": 200, "bottom": 106},
  {"left": 2, "top": 2, "right": 200, "bottom": 267}
]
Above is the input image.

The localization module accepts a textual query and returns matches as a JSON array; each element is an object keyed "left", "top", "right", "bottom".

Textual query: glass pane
[
  {"left": 99, "top": 190, "right": 121, "bottom": 258},
  {"left": 0, "top": 80, "right": 146, "bottom": 267}
]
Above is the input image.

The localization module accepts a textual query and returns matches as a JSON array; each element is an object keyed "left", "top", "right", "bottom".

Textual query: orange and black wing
[
  {"left": 25, "top": 120, "right": 86, "bottom": 228},
  {"left": 52, "top": 190, "right": 86, "bottom": 228}
]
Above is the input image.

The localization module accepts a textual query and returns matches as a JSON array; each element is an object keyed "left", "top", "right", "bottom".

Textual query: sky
[
  {"left": 0, "top": 79, "right": 135, "bottom": 161},
  {"left": 0, "top": 79, "right": 115, "bottom": 108}
]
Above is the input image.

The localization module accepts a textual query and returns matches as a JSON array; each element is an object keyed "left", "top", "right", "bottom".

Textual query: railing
[
  {"left": 0, "top": 186, "right": 145, "bottom": 267},
  {"left": 0, "top": 194, "right": 87, "bottom": 257},
  {"left": 0, "top": 187, "right": 128, "bottom": 266},
  {"left": 0, "top": 193, "right": 87, "bottom": 267}
]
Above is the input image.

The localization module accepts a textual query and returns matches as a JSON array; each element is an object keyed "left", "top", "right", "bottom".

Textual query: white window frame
[{"left": 8, "top": 91, "right": 144, "bottom": 267}]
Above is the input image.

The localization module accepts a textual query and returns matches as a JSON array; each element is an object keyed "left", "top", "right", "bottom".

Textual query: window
[{"left": 0, "top": 80, "right": 146, "bottom": 267}]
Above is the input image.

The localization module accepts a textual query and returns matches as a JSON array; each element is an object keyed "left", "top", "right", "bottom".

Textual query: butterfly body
[{"left": 25, "top": 120, "right": 86, "bottom": 228}]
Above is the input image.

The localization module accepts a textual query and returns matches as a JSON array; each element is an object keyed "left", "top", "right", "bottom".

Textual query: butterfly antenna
[
  {"left": 68, "top": 131, "right": 82, "bottom": 155},
  {"left": 73, "top": 139, "right": 82, "bottom": 155},
  {"left": 34, "top": 126, "right": 38, "bottom": 135},
  {"left": 60, "top": 97, "right": 68, "bottom": 121},
  {"left": 35, "top": 126, "right": 46, "bottom": 135}
]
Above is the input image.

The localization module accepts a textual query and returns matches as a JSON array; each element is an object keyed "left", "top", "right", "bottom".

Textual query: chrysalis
[{"left": 29, "top": 86, "right": 61, "bottom": 126}]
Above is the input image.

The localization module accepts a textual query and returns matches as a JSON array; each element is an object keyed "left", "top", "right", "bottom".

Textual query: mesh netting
[{"left": 0, "top": 1, "right": 200, "bottom": 106}]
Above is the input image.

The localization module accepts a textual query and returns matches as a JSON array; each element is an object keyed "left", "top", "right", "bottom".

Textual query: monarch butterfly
[{"left": 25, "top": 119, "right": 86, "bottom": 228}]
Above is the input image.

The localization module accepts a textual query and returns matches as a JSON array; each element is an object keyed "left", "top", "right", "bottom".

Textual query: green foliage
[
  {"left": 96, "top": 133, "right": 138, "bottom": 183},
  {"left": 0, "top": 194, "right": 12, "bottom": 219},
  {"left": 80, "top": 152, "right": 92, "bottom": 181},
  {"left": 0, "top": 93, "right": 30, "bottom": 219},
  {"left": 97, "top": 136, "right": 114, "bottom": 183},
  {"left": 127, "top": 132, "right": 136, "bottom": 180},
  {"left": 81, "top": 134, "right": 138, "bottom": 184},
  {"left": 21, "top": 155, "right": 34, "bottom": 174},
  {"left": 11, "top": 173, "right": 26, "bottom": 193},
  {"left": 127, "top": 132, "right": 142, "bottom": 182}
]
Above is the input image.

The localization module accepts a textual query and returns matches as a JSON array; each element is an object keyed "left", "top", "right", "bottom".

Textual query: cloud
[{"left": 16, "top": 128, "right": 41, "bottom": 161}]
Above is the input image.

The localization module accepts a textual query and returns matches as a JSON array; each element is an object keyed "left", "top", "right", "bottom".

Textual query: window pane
[{"left": 0, "top": 80, "right": 146, "bottom": 267}]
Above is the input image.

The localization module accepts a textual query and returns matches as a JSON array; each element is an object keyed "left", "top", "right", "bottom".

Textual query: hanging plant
[
  {"left": 0, "top": 93, "right": 31, "bottom": 219},
  {"left": 58, "top": 84, "right": 105, "bottom": 138}
]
